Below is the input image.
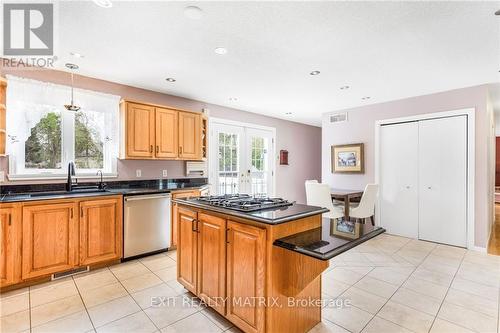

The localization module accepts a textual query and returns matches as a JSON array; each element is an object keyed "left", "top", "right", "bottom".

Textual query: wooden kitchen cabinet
[
  {"left": 226, "top": 221, "right": 266, "bottom": 333},
  {"left": 177, "top": 206, "right": 198, "bottom": 293},
  {"left": 155, "top": 107, "right": 178, "bottom": 158},
  {"left": 178, "top": 111, "right": 201, "bottom": 160},
  {"left": 79, "top": 197, "right": 122, "bottom": 265},
  {"left": 120, "top": 100, "right": 204, "bottom": 161},
  {"left": 0, "top": 204, "right": 22, "bottom": 287},
  {"left": 22, "top": 201, "right": 79, "bottom": 279},
  {"left": 171, "top": 189, "right": 201, "bottom": 248},
  {"left": 197, "top": 212, "right": 226, "bottom": 315},
  {"left": 0, "top": 77, "right": 7, "bottom": 156},
  {"left": 123, "top": 102, "right": 156, "bottom": 158}
]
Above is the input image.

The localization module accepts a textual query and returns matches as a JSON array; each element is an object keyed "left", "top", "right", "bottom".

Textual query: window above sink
[{"left": 5, "top": 76, "right": 120, "bottom": 180}]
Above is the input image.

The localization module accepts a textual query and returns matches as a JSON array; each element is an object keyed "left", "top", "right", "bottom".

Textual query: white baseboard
[{"left": 471, "top": 246, "right": 487, "bottom": 253}]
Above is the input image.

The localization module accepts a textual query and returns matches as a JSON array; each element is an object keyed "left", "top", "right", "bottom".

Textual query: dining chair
[
  {"left": 349, "top": 184, "right": 379, "bottom": 225},
  {"left": 305, "top": 182, "right": 344, "bottom": 219}
]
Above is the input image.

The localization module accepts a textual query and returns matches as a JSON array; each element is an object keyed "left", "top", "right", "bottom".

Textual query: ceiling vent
[{"left": 330, "top": 113, "right": 348, "bottom": 123}]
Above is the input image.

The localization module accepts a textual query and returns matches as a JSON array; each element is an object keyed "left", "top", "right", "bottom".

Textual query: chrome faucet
[
  {"left": 97, "top": 170, "right": 106, "bottom": 190},
  {"left": 66, "top": 161, "right": 77, "bottom": 192}
]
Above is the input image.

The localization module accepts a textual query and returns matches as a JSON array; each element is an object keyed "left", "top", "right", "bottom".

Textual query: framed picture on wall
[{"left": 331, "top": 143, "right": 364, "bottom": 173}]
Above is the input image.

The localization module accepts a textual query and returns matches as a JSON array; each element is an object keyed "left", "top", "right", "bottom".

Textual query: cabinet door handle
[
  {"left": 80, "top": 207, "right": 84, "bottom": 218},
  {"left": 70, "top": 208, "right": 73, "bottom": 219},
  {"left": 179, "top": 146, "right": 183, "bottom": 154},
  {"left": 191, "top": 219, "right": 197, "bottom": 232},
  {"left": 8, "top": 214, "right": 11, "bottom": 226},
  {"left": 156, "top": 146, "right": 159, "bottom": 154},
  {"left": 226, "top": 228, "right": 230, "bottom": 243},
  {"left": 150, "top": 145, "right": 153, "bottom": 153}
]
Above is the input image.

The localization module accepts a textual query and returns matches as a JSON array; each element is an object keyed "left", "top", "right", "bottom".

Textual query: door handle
[
  {"left": 226, "top": 228, "right": 230, "bottom": 243},
  {"left": 179, "top": 146, "right": 183, "bottom": 154},
  {"left": 70, "top": 208, "right": 73, "bottom": 219},
  {"left": 80, "top": 207, "right": 84, "bottom": 218},
  {"left": 156, "top": 146, "right": 159, "bottom": 154},
  {"left": 8, "top": 214, "right": 11, "bottom": 226},
  {"left": 150, "top": 145, "right": 153, "bottom": 153},
  {"left": 191, "top": 218, "right": 197, "bottom": 232}
]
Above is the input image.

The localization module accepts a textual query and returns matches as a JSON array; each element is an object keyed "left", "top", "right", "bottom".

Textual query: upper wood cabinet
[
  {"left": 120, "top": 100, "right": 203, "bottom": 160},
  {"left": 179, "top": 111, "right": 201, "bottom": 159},
  {"left": 79, "top": 197, "right": 122, "bottom": 266},
  {"left": 177, "top": 206, "right": 198, "bottom": 294},
  {"left": 123, "top": 102, "right": 156, "bottom": 158},
  {"left": 156, "top": 108, "right": 178, "bottom": 158},
  {"left": 22, "top": 201, "right": 79, "bottom": 279},
  {"left": 226, "top": 221, "right": 266, "bottom": 333},
  {"left": 0, "top": 204, "right": 22, "bottom": 287},
  {"left": 197, "top": 212, "right": 226, "bottom": 315}
]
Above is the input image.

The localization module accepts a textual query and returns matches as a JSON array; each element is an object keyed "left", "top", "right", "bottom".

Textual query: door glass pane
[
  {"left": 249, "top": 136, "right": 269, "bottom": 197},
  {"left": 217, "top": 132, "right": 239, "bottom": 195}
]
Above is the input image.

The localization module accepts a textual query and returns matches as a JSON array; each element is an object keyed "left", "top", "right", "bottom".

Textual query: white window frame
[{"left": 6, "top": 76, "right": 119, "bottom": 180}]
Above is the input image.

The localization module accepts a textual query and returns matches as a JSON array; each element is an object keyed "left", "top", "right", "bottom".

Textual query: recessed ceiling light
[
  {"left": 166, "top": 78, "right": 176, "bottom": 82},
  {"left": 70, "top": 52, "right": 84, "bottom": 58},
  {"left": 310, "top": 70, "right": 320, "bottom": 76},
  {"left": 361, "top": 96, "right": 371, "bottom": 100},
  {"left": 93, "top": 0, "right": 112, "bottom": 8},
  {"left": 229, "top": 97, "right": 238, "bottom": 101},
  {"left": 340, "top": 85, "right": 350, "bottom": 90},
  {"left": 184, "top": 6, "right": 204, "bottom": 19},
  {"left": 214, "top": 47, "right": 228, "bottom": 55}
]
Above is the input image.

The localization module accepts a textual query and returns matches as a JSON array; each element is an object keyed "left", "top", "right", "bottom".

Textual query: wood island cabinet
[
  {"left": 79, "top": 197, "right": 122, "bottom": 265},
  {"left": 120, "top": 100, "right": 203, "bottom": 160},
  {"left": 22, "top": 201, "right": 79, "bottom": 279},
  {"left": 226, "top": 221, "right": 266, "bottom": 333},
  {"left": 0, "top": 204, "right": 22, "bottom": 287},
  {"left": 197, "top": 213, "right": 226, "bottom": 315},
  {"left": 171, "top": 189, "right": 201, "bottom": 249},
  {"left": 177, "top": 206, "right": 198, "bottom": 293}
]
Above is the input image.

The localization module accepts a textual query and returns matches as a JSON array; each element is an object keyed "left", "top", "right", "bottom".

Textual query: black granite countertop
[
  {"left": 0, "top": 178, "right": 209, "bottom": 203},
  {"left": 273, "top": 217, "right": 385, "bottom": 260},
  {"left": 173, "top": 198, "right": 328, "bottom": 225}
]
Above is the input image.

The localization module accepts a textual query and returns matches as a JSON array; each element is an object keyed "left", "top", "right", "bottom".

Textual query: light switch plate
[
  {"left": 162, "top": 170, "right": 168, "bottom": 177},
  {"left": 136, "top": 169, "right": 142, "bottom": 177}
]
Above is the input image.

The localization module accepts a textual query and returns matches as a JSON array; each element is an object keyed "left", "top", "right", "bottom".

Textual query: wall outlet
[
  {"left": 162, "top": 170, "right": 168, "bottom": 177},
  {"left": 136, "top": 169, "right": 142, "bottom": 177}
]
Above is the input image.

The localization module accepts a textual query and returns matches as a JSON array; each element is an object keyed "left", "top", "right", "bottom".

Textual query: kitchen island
[{"left": 173, "top": 195, "right": 384, "bottom": 333}]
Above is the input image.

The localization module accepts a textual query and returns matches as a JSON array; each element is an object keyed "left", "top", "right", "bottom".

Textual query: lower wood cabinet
[
  {"left": 0, "top": 204, "right": 22, "bottom": 287},
  {"left": 79, "top": 197, "right": 122, "bottom": 265},
  {"left": 0, "top": 195, "right": 124, "bottom": 286},
  {"left": 171, "top": 189, "right": 201, "bottom": 249},
  {"left": 226, "top": 221, "right": 266, "bottom": 333},
  {"left": 22, "top": 202, "right": 79, "bottom": 279},
  {"left": 177, "top": 206, "right": 198, "bottom": 293},
  {"left": 176, "top": 207, "right": 266, "bottom": 333},
  {"left": 197, "top": 212, "right": 226, "bottom": 315}
]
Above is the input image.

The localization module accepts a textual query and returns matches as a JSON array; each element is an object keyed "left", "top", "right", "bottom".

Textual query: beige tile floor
[{"left": 1, "top": 234, "right": 499, "bottom": 333}]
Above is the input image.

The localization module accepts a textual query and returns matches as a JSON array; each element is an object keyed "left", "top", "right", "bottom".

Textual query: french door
[{"left": 210, "top": 122, "right": 275, "bottom": 197}]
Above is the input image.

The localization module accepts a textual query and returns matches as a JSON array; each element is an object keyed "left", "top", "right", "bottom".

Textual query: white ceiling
[{"left": 53, "top": 1, "right": 500, "bottom": 126}]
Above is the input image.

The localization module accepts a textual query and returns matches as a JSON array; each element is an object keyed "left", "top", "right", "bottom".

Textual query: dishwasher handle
[{"left": 124, "top": 194, "right": 171, "bottom": 202}]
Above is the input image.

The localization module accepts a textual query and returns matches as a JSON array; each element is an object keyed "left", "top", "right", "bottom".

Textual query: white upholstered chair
[
  {"left": 305, "top": 182, "right": 344, "bottom": 219},
  {"left": 350, "top": 184, "right": 379, "bottom": 225}
]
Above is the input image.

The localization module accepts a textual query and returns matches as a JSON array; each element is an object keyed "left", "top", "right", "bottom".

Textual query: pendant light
[{"left": 64, "top": 63, "right": 81, "bottom": 112}]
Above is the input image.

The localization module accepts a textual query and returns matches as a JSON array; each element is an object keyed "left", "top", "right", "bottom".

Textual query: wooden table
[{"left": 330, "top": 188, "right": 364, "bottom": 220}]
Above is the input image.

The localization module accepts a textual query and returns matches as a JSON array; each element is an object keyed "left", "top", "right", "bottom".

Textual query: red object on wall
[{"left": 280, "top": 150, "right": 289, "bottom": 165}]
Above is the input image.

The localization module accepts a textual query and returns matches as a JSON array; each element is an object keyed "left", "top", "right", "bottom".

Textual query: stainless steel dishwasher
[{"left": 123, "top": 193, "right": 171, "bottom": 259}]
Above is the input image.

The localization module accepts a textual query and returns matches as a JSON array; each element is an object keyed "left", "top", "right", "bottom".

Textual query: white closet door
[
  {"left": 380, "top": 122, "right": 419, "bottom": 238},
  {"left": 418, "top": 116, "right": 467, "bottom": 247}
]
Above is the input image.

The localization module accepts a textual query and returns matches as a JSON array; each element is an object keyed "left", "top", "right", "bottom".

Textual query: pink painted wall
[
  {"left": 322, "top": 84, "right": 492, "bottom": 248},
  {"left": 0, "top": 68, "right": 321, "bottom": 203}
]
